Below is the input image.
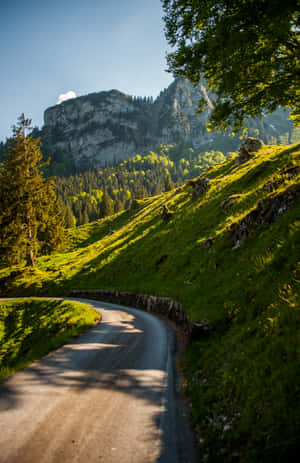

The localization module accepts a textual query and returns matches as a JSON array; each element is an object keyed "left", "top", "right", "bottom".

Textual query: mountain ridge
[{"left": 40, "top": 78, "right": 298, "bottom": 168}]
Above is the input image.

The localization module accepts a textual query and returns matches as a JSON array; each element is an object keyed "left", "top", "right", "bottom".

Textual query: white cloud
[{"left": 57, "top": 90, "right": 77, "bottom": 105}]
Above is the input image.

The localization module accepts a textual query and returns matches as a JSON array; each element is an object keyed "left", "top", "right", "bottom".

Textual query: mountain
[{"left": 40, "top": 78, "right": 298, "bottom": 168}]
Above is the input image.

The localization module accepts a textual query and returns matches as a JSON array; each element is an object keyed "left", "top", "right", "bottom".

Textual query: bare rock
[
  {"left": 284, "top": 165, "right": 300, "bottom": 178},
  {"left": 187, "top": 177, "right": 210, "bottom": 201},
  {"left": 220, "top": 194, "right": 241, "bottom": 209},
  {"left": 235, "top": 137, "right": 263, "bottom": 165},
  {"left": 203, "top": 237, "right": 214, "bottom": 248},
  {"left": 241, "top": 137, "right": 263, "bottom": 153},
  {"left": 262, "top": 179, "right": 283, "bottom": 193},
  {"left": 161, "top": 204, "right": 173, "bottom": 222},
  {"left": 229, "top": 184, "right": 300, "bottom": 248},
  {"left": 190, "top": 319, "right": 212, "bottom": 340}
]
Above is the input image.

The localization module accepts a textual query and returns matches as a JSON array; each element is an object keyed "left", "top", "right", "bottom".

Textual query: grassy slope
[
  {"left": 0, "top": 143, "right": 299, "bottom": 461},
  {"left": 0, "top": 298, "right": 100, "bottom": 380}
]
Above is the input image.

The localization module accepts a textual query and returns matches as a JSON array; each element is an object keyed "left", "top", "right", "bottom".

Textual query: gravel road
[{"left": 0, "top": 298, "right": 199, "bottom": 463}]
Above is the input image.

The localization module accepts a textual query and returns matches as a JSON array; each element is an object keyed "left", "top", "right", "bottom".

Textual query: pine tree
[
  {"left": 82, "top": 207, "right": 89, "bottom": 225},
  {"left": 64, "top": 203, "right": 76, "bottom": 228},
  {"left": 0, "top": 114, "right": 65, "bottom": 266},
  {"left": 164, "top": 172, "right": 174, "bottom": 192},
  {"left": 114, "top": 198, "right": 123, "bottom": 213},
  {"left": 133, "top": 183, "right": 147, "bottom": 200},
  {"left": 101, "top": 189, "right": 114, "bottom": 218}
]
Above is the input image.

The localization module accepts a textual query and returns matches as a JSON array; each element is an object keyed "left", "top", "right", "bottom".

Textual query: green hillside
[{"left": 0, "top": 143, "right": 299, "bottom": 461}]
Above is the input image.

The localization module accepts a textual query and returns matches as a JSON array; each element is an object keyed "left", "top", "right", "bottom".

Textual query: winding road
[{"left": 0, "top": 298, "right": 199, "bottom": 463}]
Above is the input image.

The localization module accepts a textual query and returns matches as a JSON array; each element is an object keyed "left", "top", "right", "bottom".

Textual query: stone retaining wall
[{"left": 70, "top": 289, "right": 209, "bottom": 339}]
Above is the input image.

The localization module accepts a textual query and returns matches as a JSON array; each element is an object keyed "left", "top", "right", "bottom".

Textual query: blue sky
[{"left": 0, "top": 0, "right": 173, "bottom": 141}]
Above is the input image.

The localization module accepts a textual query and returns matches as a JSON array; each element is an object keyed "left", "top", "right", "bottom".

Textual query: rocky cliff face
[
  {"left": 42, "top": 78, "right": 212, "bottom": 167},
  {"left": 41, "top": 78, "right": 295, "bottom": 167}
]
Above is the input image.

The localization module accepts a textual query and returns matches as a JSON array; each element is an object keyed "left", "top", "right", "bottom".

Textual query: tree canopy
[
  {"left": 0, "top": 115, "right": 65, "bottom": 266},
  {"left": 162, "top": 0, "right": 300, "bottom": 132}
]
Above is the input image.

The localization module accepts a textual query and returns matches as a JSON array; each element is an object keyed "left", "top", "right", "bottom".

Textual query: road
[{"left": 0, "top": 298, "right": 199, "bottom": 463}]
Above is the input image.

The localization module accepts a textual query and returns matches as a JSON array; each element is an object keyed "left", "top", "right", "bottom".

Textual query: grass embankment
[
  {"left": 0, "top": 298, "right": 100, "bottom": 381},
  {"left": 0, "top": 143, "right": 299, "bottom": 462}
]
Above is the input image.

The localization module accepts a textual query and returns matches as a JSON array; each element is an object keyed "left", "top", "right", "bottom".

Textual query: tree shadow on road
[{"left": 0, "top": 303, "right": 199, "bottom": 462}]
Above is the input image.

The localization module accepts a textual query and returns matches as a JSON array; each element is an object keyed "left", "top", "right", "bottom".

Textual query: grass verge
[{"left": 0, "top": 298, "right": 100, "bottom": 381}]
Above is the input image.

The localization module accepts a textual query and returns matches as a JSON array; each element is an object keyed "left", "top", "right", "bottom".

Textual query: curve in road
[{"left": 0, "top": 298, "right": 199, "bottom": 463}]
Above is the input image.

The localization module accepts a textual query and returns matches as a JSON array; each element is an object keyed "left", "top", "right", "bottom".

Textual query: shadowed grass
[{"left": 0, "top": 298, "right": 100, "bottom": 380}]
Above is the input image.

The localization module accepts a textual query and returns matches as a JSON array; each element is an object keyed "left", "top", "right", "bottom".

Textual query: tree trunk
[
  {"left": 27, "top": 248, "right": 35, "bottom": 267},
  {"left": 27, "top": 220, "right": 35, "bottom": 267}
]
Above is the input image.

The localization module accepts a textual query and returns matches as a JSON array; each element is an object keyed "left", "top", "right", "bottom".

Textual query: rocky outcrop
[
  {"left": 284, "top": 165, "right": 300, "bottom": 178},
  {"left": 161, "top": 204, "right": 173, "bottom": 222},
  {"left": 262, "top": 179, "right": 284, "bottom": 193},
  {"left": 41, "top": 78, "right": 212, "bottom": 167},
  {"left": 229, "top": 184, "right": 300, "bottom": 248},
  {"left": 235, "top": 137, "right": 263, "bottom": 165},
  {"left": 220, "top": 194, "right": 241, "bottom": 209},
  {"left": 70, "top": 289, "right": 212, "bottom": 339},
  {"left": 187, "top": 177, "right": 210, "bottom": 201},
  {"left": 262, "top": 165, "right": 300, "bottom": 193}
]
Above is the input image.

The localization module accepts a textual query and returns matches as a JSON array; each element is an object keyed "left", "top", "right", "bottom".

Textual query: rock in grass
[
  {"left": 190, "top": 319, "right": 212, "bottom": 340},
  {"left": 187, "top": 177, "right": 210, "bottom": 201},
  {"left": 228, "top": 184, "right": 300, "bottom": 248},
  {"left": 161, "top": 204, "right": 173, "bottom": 222},
  {"left": 235, "top": 137, "right": 263, "bottom": 165},
  {"left": 262, "top": 179, "right": 283, "bottom": 193},
  {"left": 220, "top": 194, "right": 241, "bottom": 209},
  {"left": 203, "top": 237, "right": 214, "bottom": 248}
]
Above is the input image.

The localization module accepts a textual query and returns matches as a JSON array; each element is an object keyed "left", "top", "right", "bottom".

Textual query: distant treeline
[
  {"left": 55, "top": 145, "right": 228, "bottom": 227},
  {"left": 1, "top": 138, "right": 228, "bottom": 227}
]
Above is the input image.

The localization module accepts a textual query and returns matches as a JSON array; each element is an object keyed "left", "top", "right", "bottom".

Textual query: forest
[{"left": 54, "top": 145, "right": 228, "bottom": 226}]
